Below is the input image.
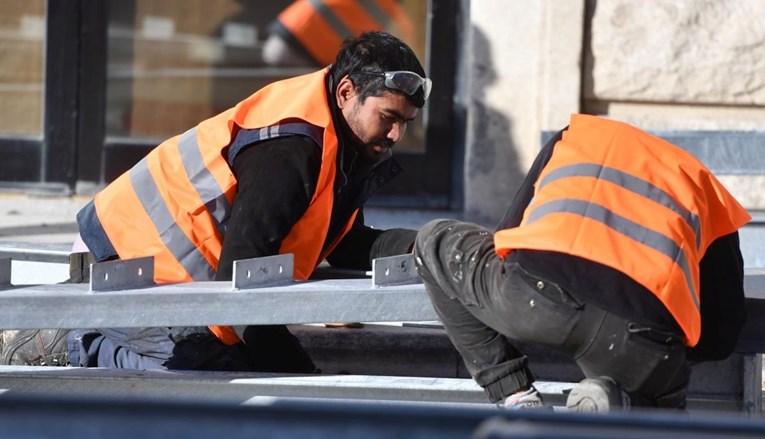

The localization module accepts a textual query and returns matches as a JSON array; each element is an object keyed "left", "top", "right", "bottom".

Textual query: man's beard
[
  {"left": 343, "top": 105, "right": 393, "bottom": 163},
  {"left": 356, "top": 140, "right": 393, "bottom": 164}
]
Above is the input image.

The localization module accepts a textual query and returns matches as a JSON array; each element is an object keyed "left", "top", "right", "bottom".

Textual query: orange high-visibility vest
[
  {"left": 495, "top": 114, "right": 751, "bottom": 346},
  {"left": 79, "top": 69, "right": 357, "bottom": 345},
  {"left": 276, "top": 0, "right": 414, "bottom": 65}
]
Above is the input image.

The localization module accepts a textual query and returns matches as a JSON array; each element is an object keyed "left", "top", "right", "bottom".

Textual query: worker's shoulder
[{"left": 231, "top": 133, "right": 322, "bottom": 167}]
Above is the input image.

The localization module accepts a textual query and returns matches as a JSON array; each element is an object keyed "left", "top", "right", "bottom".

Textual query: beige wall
[
  {"left": 465, "top": 0, "right": 765, "bottom": 223},
  {"left": 585, "top": 0, "right": 765, "bottom": 129}
]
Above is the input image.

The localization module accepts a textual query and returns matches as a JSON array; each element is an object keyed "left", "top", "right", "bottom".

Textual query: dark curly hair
[{"left": 329, "top": 31, "right": 428, "bottom": 108}]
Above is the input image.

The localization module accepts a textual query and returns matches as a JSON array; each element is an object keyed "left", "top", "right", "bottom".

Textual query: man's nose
[{"left": 387, "top": 122, "right": 405, "bottom": 143}]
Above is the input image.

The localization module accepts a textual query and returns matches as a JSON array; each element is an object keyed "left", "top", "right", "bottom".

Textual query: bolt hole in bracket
[
  {"left": 233, "top": 254, "right": 294, "bottom": 290},
  {"left": 90, "top": 256, "right": 155, "bottom": 292},
  {"left": 372, "top": 253, "right": 423, "bottom": 287}
]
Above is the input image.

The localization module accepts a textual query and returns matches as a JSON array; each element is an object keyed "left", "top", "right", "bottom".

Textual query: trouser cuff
[{"left": 479, "top": 356, "right": 536, "bottom": 403}]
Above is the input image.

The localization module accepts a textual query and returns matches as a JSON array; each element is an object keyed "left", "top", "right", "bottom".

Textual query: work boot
[
  {"left": 1, "top": 329, "right": 70, "bottom": 366},
  {"left": 565, "top": 376, "right": 631, "bottom": 413}
]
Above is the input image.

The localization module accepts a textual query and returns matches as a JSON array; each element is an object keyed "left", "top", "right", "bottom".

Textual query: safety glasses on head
[{"left": 350, "top": 71, "right": 432, "bottom": 100}]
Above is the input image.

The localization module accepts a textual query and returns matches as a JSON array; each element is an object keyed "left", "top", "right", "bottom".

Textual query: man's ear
[{"left": 335, "top": 76, "right": 356, "bottom": 109}]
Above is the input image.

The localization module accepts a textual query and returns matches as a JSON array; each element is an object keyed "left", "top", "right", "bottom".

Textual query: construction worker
[
  {"left": 3, "top": 31, "right": 432, "bottom": 371},
  {"left": 413, "top": 114, "right": 750, "bottom": 411},
  {"left": 262, "top": 0, "right": 414, "bottom": 67}
]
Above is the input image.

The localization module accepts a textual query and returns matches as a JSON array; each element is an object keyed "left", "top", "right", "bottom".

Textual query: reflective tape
[
  {"left": 130, "top": 158, "right": 216, "bottom": 281},
  {"left": 227, "top": 122, "right": 324, "bottom": 167},
  {"left": 177, "top": 128, "right": 231, "bottom": 235},
  {"left": 358, "top": 0, "right": 393, "bottom": 27},
  {"left": 527, "top": 198, "right": 699, "bottom": 311},
  {"left": 539, "top": 163, "right": 701, "bottom": 249},
  {"left": 309, "top": 0, "right": 354, "bottom": 39}
]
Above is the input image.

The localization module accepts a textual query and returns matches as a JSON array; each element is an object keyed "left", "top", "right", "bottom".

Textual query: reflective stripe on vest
[
  {"left": 129, "top": 155, "right": 217, "bottom": 281},
  {"left": 527, "top": 196, "right": 699, "bottom": 312},
  {"left": 227, "top": 122, "right": 324, "bottom": 168},
  {"left": 310, "top": 0, "right": 355, "bottom": 39},
  {"left": 278, "top": 0, "right": 413, "bottom": 65},
  {"left": 538, "top": 163, "right": 702, "bottom": 250},
  {"left": 494, "top": 114, "right": 751, "bottom": 346},
  {"left": 178, "top": 128, "right": 232, "bottom": 236}
]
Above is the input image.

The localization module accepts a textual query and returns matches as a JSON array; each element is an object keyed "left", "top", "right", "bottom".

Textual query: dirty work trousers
[{"left": 413, "top": 219, "right": 690, "bottom": 408}]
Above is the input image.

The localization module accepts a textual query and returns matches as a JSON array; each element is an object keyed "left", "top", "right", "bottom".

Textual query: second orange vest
[{"left": 494, "top": 114, "right": 750, "bottom": 346}]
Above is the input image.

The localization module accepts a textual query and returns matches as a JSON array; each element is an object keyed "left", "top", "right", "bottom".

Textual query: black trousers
[{"left": 413, "top": 219, "right": 689, "bottom": 407}]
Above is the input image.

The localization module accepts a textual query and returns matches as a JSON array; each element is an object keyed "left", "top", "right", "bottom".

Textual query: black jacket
[{"left": 214, "top": 128, "right": 415, "bottom": 282}]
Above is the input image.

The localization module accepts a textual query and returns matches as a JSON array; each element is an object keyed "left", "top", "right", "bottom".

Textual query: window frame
[{"left": 0, "top": 0, "right": 463, "bottom": 209}]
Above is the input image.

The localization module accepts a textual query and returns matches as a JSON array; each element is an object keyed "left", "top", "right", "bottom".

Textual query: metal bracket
[
  {"left": 90, "top": 257, "right": 155, "bottom": 292},
  {"left": 233, "top": 254, "right": 294, "bottom": 290},
  {"left": 372, "top": 254, "right": 423, "bottom": 287},
  {"left": 0, "top": 258, "right": 10, "bottom": 286}
]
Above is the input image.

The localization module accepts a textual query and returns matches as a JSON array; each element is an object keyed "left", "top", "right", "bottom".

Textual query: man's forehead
[{"left": 371, "top": 92, "right": 418, "bottom": 119}]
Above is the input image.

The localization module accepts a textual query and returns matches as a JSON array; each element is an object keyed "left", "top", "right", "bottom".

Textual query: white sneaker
[{"left": 501, "top": 386, "right": 546, "bottom": 410}]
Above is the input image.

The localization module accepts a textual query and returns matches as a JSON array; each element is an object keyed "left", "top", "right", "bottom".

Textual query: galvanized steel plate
[
  {"left": 1, "top": 268, "right": 761, "bottom": 333},
  {"left": 0, "top": 279, "right": 436, "bottom": 329},
  {"left": 233, "top": 254, "right": 294, "bottom": 290},
  {"left": 90, "top": 256, "right": 155, "bottom": 292},
  {"left": 372, "top": 254, "right": 422, "bottom": 286}
]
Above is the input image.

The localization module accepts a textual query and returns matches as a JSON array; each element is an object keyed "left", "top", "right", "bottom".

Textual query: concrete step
[
  {"left": 292, "top": 324, "right": 761, "bottom": 413},
  {"left": 0, "top": 365, "right": 572, "bottom": 408}
]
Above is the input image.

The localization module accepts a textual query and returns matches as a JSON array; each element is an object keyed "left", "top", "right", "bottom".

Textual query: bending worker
[
  {"left": 413, "top": 114, "right": 750, "bottom": 412},
  {"left": 4, "top": 32, "right": 432, "bottom": 371}
]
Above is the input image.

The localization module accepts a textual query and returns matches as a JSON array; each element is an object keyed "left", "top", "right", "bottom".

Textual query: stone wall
[
  {"left": 465, "top": 0, "right": 765, "bottom": 222},
  {"left": 587, "top": 0, "right": 765, "bottom": 112}
]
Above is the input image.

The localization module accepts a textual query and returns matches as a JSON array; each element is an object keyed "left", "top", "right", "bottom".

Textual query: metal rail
[
  {"left": 0, "top": 279, "right": 436, "bottom": 329},
  {"left": 0, "top": 261, "right": 762, "bottom": 331},
  {"left": 0, "top": 251, "right": 763, "bottom": 414},
  {"left": 0, "top": 241, "right": 70, "bottom": 263}
]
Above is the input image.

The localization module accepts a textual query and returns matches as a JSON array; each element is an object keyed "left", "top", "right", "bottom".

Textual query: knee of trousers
[{"left": 414, "top": 219, "right": 463, "bottom": 283}]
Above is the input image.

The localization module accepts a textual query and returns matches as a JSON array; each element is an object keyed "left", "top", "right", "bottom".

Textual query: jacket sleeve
[
  {"left": 326, "top": 209, "right": 417, "bottom": 270},
  {"left": 496, "top": 127, "right": 565, "bottom": 231},
  {"left": 215, "top": 135, "right": 321, "bottom": 281},
  {"left": 686, "top": 231, "right": 746, "bottom": 361}
]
